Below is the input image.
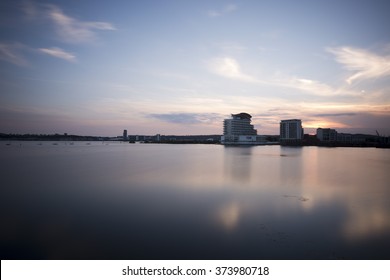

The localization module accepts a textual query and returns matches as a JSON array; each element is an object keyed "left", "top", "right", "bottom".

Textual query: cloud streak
[
  {"left": 313, "top": 112, "right": 357, "bottom": 117},
  {"left": 0, "top": 43, "right": 28, "bottom": 66},
  {"left": 208, "top": 57, "right": 259, "bottom": 83},
  {"left": 283, "top": 77, "right": 336, "bottom": 96},
  {"left": 47, "top": 5, "right": 116, "bottom": 43},
  {"left": 208, "top": 4, "right": 237, "bottom": 17},
  {"left": 328, "top": 46, "right": 390, "bottom": 84},
  {"left": 148, "top": 113, "right": 223, "bottom": 125},
  {"left": 5, "top": 2, "right": 116, "bottom": 66},
  {"left": 39, "top": 47, "right": 76, "bottom": 62},
  {"left": 22, "top": 2, "right": 116, "bottom": 44},
  {"left": 278, "top": 77, "right": 360, "bottom": 97},
  {"left": 207, "top": 55, "right": 363, "bottom": 97}
]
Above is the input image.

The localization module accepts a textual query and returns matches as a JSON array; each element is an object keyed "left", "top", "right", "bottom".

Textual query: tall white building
[
  {"left": 280, "top": 119, "right": 303, "bottom": 141},
  {"left": 221, "top": 113, "right": 260, "bottom": 144}
]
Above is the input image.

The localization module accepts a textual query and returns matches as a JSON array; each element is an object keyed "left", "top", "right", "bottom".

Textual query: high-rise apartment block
[{"left": 280, "top": 119, "right": 303, "bottom": 143}]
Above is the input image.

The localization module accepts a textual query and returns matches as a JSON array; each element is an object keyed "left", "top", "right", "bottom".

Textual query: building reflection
[
  {"left": 223, "top": 146, "right": 253, "bottom": 186},
  {"left": 278, "top": 146, "right": 303, "bottom": 191}
]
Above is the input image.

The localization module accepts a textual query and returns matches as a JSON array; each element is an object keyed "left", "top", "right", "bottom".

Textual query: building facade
[
  {"left": 221, "top": 113, "right": 260, "bottom": 144},
  {"left": 317, "top": 128, "right": 337, "bottom": 142},
  {"left": 280, "top": 119, "right": 303, "bottom": 144}
]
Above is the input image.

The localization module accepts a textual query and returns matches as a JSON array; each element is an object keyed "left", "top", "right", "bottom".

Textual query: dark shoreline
[{"left": 1, "top": 133, "right": 389, "bottom": 148}]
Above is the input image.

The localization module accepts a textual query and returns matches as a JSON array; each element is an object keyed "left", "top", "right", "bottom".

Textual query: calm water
[{"left": 1, "top": 142, "right": 389, "bottom": 259}]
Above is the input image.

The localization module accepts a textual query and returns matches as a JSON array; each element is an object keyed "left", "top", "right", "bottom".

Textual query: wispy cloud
[
  {"left": 0, "top": 43, "right": 77, "bottom": 65},
  {"left": 0, "top": 43, "right": 28, "bottom": 66},
  {"left": 285, "top": 77, "right": 335, "bottom": 95},
  {"left": 39, "top": 47, "right": 76, "bottom": 62},
  {"left": 225, "top": 4, "right": 237, "bottom": 12},
  {"left": 46, "top": 5, "right": 116, "bottom": 43},
  {"left": 208, "top": 4, "right": 237, "bottom": 18},
  {"left": 148, "top": 113, "right": 223, "bottom": 125},
  {"left": 208, "top": 57, "right": 258, "bottom": 83},
  {"left": 327, "top": 46, "right": 390, "bottom": 84},
  {"left": 21, "top": 0, "right": 39, "bottom": 20},
  {"left": 13, "top": 2, "right": 116, "bottom": 65},
  {"left": 207, "top": 55, "right": 363, "bottom": 97},
  {"left": 280, "top": 77, "right": 344, "bottom": 96},
  {"left": 313, "top": 112, "right": 357, "bottom": 117},
  {"left": 21, "top": 2, "right": 116, "bottom": 44}
]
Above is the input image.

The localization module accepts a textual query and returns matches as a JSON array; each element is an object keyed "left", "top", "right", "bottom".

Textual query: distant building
[
  {"left": 221, "top": 112, "right": 270, "bottom": 145},
  {"left": 123, "top": 129, "right": 128, "bottom": 141},
  {"left": 337, "top": 133, "right": 352, "bottom": 143},
  {"left": 337, "top": 133, "right": 378, "bottom": 145},
  {"left": 317, "top": 128, "right": 337, "bottom": 142},
  {"left": 224, "top": 113, "right": 256, "bottom": 135},
  {"left": 280, "top": 119, "right": 303, "bottom": 141}
]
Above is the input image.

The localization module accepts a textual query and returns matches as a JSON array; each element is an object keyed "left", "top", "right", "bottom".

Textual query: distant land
[
  {"left": 0, "top": 133, "right": 279, "bottom": 145},
  {"left": 1, "top": 132, "right": 389, "bottom": 148},
  {"left": 0, "top": 133, "right": 110, "bottom": 142},
  {"left": 0, "top": 133, "right": 226, "bottom": 144}
]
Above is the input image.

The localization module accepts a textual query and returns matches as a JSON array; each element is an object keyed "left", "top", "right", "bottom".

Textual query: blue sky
[{"left": 1, "top": 0, "right": 389, "bottom": 136}]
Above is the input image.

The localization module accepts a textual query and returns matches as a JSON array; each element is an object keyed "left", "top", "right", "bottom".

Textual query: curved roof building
[
  {"left": 222, "top": 112, "right": 257, "bottom": 144},
  {"left": 231, "top": 112, "right": 252, "bottom": 120}
]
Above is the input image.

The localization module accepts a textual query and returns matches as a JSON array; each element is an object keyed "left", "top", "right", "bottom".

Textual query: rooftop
[{"left": 231, "top": 112, "right": 252, "bottom": 120}]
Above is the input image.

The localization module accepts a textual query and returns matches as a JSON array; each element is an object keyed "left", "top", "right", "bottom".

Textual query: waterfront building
[
  {"left": 317, "top": 128, "right": 337, "bottom": 142},
  {"left": 221, "top": 113, "right": 269, "bottom": 145},
  {"left": 280, "top": 119, "right": 303, "bottom": 145},
  {"left": 337, "top": 133, "right": 377, "bottom": 145},
  {"left": 123, "top": 129, "right": 128, "bottom": 141},
  {"left": 224, "top": 113, "right": 256, "bottom": 136}
]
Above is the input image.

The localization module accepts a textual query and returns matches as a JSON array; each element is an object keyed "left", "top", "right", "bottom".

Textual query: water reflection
[
  {"left": 1, "top": 142, "right": 389, "bottom": 259},
  {"left": 279, "top": 147, "right": 303, "bottom": 194},
  {"left": 223, "top": 146, "right": 253, "bottom": 185},
  {"left": 343, "top": 199, "right": 390, "bottom": 241},
  {"left": 215, "top": 201, "right": 241, "bottom": 231}
]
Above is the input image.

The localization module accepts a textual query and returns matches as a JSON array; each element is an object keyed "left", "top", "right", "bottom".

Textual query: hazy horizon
[{"left": 1, "top": 0, "right": 389, "bottom": 136}]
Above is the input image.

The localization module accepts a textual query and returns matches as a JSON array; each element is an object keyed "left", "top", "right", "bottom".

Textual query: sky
[{"left": 0, "top": 0, "right": 389, "bottom": 136}]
